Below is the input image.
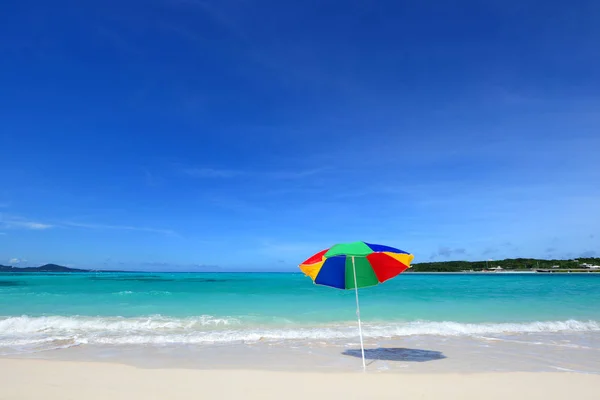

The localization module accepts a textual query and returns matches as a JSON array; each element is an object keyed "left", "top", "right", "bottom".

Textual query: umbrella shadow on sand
[{"left": 342, "top": 348, "right": 446, "bottom": 365}]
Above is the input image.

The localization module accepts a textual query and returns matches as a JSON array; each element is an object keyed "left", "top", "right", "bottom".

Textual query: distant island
[{"left": 0, "top": 264, "right": 90, "bottom": 273}]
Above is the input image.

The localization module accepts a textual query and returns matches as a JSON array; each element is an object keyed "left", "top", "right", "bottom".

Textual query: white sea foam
[
  {"left": 0, "top": 315, "right": 240, "bottom": 334},
  {"left": 0, "top": 316, "right": 599, "bottom": 353}
]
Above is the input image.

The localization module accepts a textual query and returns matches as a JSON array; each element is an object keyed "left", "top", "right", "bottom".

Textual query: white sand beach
[{"left": 1, "top": 359, "right": 599, "bottom": 400}]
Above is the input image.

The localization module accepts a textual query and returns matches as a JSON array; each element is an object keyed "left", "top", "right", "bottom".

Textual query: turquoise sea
[{"left": 1, "top": 272, "right": 600, "bottom": 359}]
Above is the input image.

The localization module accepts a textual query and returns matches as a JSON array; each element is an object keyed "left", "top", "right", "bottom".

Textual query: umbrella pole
[{"left": 351, "top": 256, "right": 366, "bottom": 371}]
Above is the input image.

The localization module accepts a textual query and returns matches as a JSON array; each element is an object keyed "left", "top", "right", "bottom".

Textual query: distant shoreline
[
  {"left": 2, "top": 258, "right": 600, "bottom": 274},
  {"left": 2, "top": 270, "right": 600, "bottom": 275}
]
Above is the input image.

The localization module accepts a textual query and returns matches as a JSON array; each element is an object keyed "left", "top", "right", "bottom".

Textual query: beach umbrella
[{"left": 299, "top": 241, "right": 414, "bottom": 371}]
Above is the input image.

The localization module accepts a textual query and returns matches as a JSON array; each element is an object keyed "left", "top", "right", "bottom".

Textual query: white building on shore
[{"left": 581, "top": 263, "right": 600, "bottom": 270}]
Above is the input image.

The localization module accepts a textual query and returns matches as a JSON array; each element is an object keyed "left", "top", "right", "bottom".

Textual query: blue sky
[{"left": 1, "top": 0, "right": 599, "bottom": 271}]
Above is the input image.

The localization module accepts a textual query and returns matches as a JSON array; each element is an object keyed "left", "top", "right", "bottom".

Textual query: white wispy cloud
[
  {"left": 0, "top": 214, "right": 53, "bottom": 230},
  {"left": 8, "top": 258, "right": 26, "bottom": 265},
  {"left": 13, "top": 221, "right": 53, "bottom": 230},
  {"left": 143, "top": 168, "right": 160, "bottom": 187},
  {"left": 258, "top": 240, "right": 329, "bottom": 258},
  {"left": 182, "top": 167, "right": 244, "bottom": 178},
  {"left": 429, "top": 247, "right": 468, "bottom": 260},
  {"left": 0, "top": 213, "right": 175, "bottom": 235},
  {"left": 206, "top": 195, "right": 266, "bottom": 214},
  {"left": 268, "top": 168, "right": 327, "bottom": 179},
  {"left": 62, "top": 221, "right": 176, "bottom": 236},
  {"left": 181, "top": 166, "right": 328, "bottom": 180}
]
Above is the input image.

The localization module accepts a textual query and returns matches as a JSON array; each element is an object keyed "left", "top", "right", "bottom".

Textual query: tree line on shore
[{"left": 409, "top": 257, "right": 600, "bottom": 272}]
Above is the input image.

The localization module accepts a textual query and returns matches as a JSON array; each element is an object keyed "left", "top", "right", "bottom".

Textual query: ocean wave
[
  {"left": 0, "top": 316, "right": 599, "bottom": 353},
  {"left": 0, "top": 315, "right": 240, "bottom": 334},
  {"left": 368, "top": 320, "right": 600, "bottom": 337}
]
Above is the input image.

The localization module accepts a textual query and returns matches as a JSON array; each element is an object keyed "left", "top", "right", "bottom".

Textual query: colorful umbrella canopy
[
  {"left": 299, "top": 241, "right": 414, "bottom": 290},
  {"left": 299, "top": 241, "right": 414, "bottom": 371}
]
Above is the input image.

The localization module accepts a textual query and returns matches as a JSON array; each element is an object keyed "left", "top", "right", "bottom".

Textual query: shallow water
[{"left": 1, "top": 272, "right": 599, "bottom": 372}]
